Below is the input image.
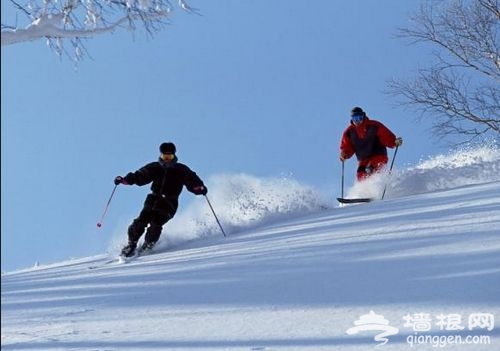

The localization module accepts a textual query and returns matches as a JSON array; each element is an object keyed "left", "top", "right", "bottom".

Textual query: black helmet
[
  {"left": 351, "top": 107, "right": 365, "bottom": 116},
  {"left": 159, "top": 142, "right": 176, "bottom": 154}
]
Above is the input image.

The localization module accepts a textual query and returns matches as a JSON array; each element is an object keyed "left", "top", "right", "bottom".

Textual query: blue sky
[{"left": 1, "top": 1, "right": 447, "bottom": 271}]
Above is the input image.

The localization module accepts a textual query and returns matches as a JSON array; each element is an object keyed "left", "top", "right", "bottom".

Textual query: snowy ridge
[
  {"left": 2, "top": 146, "right": 500, "bottom": 350},
  {"left": 391, "top": 144, "right": 500, "bottom": 196},
  {"left": 346, "top": 143, "right": 500, "bottom": 200}
]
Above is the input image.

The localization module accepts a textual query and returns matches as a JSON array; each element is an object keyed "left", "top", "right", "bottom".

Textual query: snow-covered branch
[{"left": 1, "top": 0, "right": 199, "bottom": 62}]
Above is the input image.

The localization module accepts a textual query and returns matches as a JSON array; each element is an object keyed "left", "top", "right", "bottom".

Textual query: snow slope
[{"left": 2, "top": 146, "right": 500, "bottom": 351}]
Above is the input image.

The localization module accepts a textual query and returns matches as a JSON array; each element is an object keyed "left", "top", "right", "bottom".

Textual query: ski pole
[
  {"left": 204, "top": 195, "right": 226, "bottom": 237},
  {"left": 341, "top": 160, "right": 345, "bottom": 199},
  {"left": 97, "top": 184, "right": 118, "bottom": 228},
  {"left": 381, "top": 145, "right": 399, "bottom": 200}
]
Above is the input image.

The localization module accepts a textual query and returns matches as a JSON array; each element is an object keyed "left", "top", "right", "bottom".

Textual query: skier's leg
[
  {"left": 128, "top": 219, "right": 148, "bottom": 243},
  {"left": 356, "top": 164, "right": 369, "bottom": 181},
  {"left": 368, "top": 155, "right": 389, "bottom": 175},
  {"left": 143, "top": 211, "right": 172, "bottom": 249},
  {"left": 121, "top": 209, "right": 152, "bottom": 256}
]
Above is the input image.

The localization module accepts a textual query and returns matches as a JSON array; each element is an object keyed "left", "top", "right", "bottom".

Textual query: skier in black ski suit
[{"left": 114, "top": 142, "right": 207, "bottom": 257}]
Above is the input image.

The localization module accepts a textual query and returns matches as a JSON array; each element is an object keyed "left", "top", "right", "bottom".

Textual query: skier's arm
[
  {"left": 340, "top": 130, "right": 355, "bottom": 160},
  {"left": 376, "top": 122, "right": 397, "bottom": 148},
  {"left": 182, "top": 165, "right": 207, "bottom": 195},
  {"left": 116, "top": 163, "right": 154, "bottom": 186},
  {"left": 124, "top": 167, "right": 153, "bottom": 186}
]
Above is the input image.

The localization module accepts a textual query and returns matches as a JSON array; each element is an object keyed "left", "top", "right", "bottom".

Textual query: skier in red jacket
[{"left": 340, "top": 107, "right": 403, "bottom": 181}]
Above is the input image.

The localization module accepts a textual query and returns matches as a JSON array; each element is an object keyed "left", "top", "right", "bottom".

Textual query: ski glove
[
  {"left": 339, "top": 152, "right": 349, "bottom": 162},
  {"left": 114, "top": 176, "right": 127, "bottom": 185},
  {"left": 395, "top": 137, "right": 403, "bottom": 147},
  {"left": 193, "top": 185, "right": 208, "bottom": 196}
]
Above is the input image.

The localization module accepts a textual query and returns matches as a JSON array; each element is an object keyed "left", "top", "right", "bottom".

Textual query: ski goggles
[
  {"left": 160, "top": 153, "right": 175, "bottom": 161},
  {"left": 351, "top": 114, "right": 364, "bottom": 123}
]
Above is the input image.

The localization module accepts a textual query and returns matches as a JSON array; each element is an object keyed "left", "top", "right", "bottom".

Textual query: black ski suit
[{"left": 122, "top": 157, "right": 206, "bottom": 245}]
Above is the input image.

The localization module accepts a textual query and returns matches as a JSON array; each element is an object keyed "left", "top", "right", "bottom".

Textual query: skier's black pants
[{"left": 128, "top": 194, "right": 175, "bottom": 245}]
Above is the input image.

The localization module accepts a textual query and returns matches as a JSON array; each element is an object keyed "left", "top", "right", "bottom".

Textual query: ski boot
[
  {"left": 138, "top": 241, "right": 155, "bottom": 255},
  {"left": 120, "top": 242, "right": 137, "bottom": 257}
]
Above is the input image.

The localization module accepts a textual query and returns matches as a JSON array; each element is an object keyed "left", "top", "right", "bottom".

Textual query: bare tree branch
[{"left": 388, "top": 0, "right": 500, "bottom": 144}]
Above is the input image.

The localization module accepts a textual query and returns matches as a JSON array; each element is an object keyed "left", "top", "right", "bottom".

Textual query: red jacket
[{"left": 340, "top": 116, "right": 397, "bottom": 161}]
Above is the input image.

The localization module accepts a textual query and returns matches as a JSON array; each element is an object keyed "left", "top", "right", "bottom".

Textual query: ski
[
  {"left": 88, "top": 256, "right": 129, "bottom": 269},
  {"left": 337, "top": 197, "right": 373, "bottom": 204},
  {"left": 88, "top": 249, "right": 156, "bottom": 269},
  {"left": 88, "top": 245, "right": 157, "bottom": 270},
  {"left": 89, "top": 256, "right": 135, "bottom": 269},
  {"left": 88, "top": 257, "right": 122, "bottom": 270},
  {"left": 88, "top": 254, "right": 137, "bottom": 269}
]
